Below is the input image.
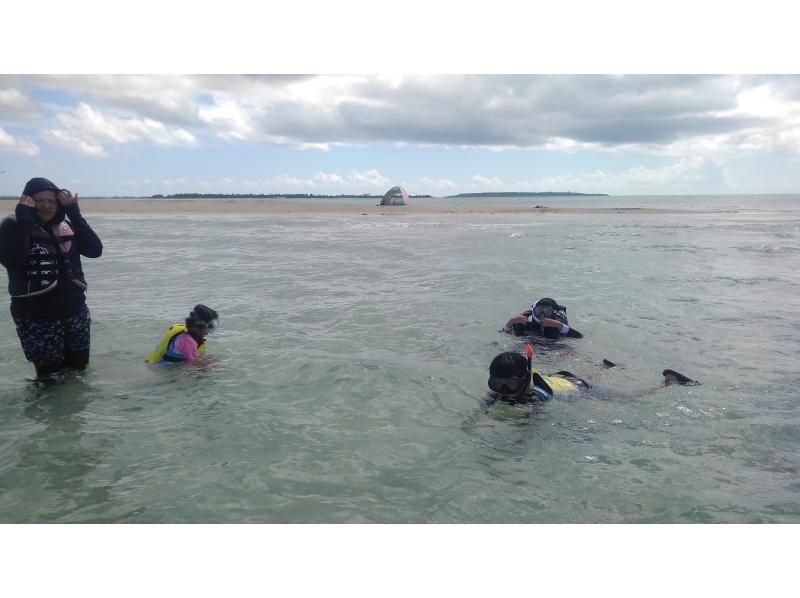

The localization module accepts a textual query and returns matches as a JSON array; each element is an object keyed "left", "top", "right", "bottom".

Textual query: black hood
[
  {"left": 21, "top": 177, "right": 67, "bottom": 226},
  {"left": 23, "top": 177, "right": 60, "bottom": 197}
]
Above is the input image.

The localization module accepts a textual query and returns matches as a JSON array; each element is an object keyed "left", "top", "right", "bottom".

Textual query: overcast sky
[
  {"left": 0, "top": 75, "right": 800, "bottom": 195},
  {"left": 3, "top": 74, "right": 800, "bottom": 196}
]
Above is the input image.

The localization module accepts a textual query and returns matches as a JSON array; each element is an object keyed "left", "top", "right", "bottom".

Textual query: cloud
[
  {"left": 152, "top": 169, "right": 394, "bottom": 195},
  {"left": 5, "top": 74, "right": 800, "bottom": 157},
  {"left": 416, "top": 176, "right": 458, "bottom": 192},
  {"left": 268, "top": 174, "right": 317, "bottom": 189},
  {"left": 470, "top": 175, "right": 504, "bottom": 188},
  {"left": 266, "top": 169, "right": 389, "bottom": 193},
  {"left": 0, "top": 87, "right": 40, "bottom": 120},
  {"left": 314, "top": 171, "right": 344, "bottom": 185},
  {"left": 346, "top": 168, "right": 390, "bottom": 188},
  {"left": 41, "top": 102, "right": 198, "bottom": 156},
  {"left": 194, "top": 74, "right": 771, "bottom": 151},
  {"left": 0, "top": 126, "right": 39, "bottom": 156},
  {"left": 198, "top": 99, "right": 257, "bottom": 142},
  {"left": 515, "top": 157, "right": 727, "bottom": 195},
  {"left": 31, "top": 75, "right": 203, "bottom": 127}
]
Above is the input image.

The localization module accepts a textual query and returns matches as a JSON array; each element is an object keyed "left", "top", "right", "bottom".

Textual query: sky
[
  {"left": 4, "top": 73, "right": 800, "bottom": 197},
  {"left": 2, "top": 1, "right": 799, "bottom": 198}
]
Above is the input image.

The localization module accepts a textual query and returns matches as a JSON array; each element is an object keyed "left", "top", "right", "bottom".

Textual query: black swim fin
[
  {"left": 662, "top": 369, "right": 699, "bottom": 386},
  {"left": 553, "top": 370, "right": 577, "bottom": 378}
]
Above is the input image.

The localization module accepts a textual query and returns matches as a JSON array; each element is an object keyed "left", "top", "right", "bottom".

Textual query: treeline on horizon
[{"left": 151, "top": 193, "right": 433, "bottom": 199}]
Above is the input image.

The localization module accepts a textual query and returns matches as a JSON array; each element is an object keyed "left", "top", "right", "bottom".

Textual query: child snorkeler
[
  {"left": 146, "top": 304, "right": 219, "bottom": 364},
  {"left": 484, "top": 345, "right": 698, "bottom": 406}
]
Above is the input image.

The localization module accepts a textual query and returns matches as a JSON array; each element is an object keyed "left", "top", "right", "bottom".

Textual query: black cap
[{"left": 23, "top": 177, "right": 60, "bottom": 197}]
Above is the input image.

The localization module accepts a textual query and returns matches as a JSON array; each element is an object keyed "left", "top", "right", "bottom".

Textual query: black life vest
[{"left": 6, "top": 216, "right": 87, "bottom": 298}]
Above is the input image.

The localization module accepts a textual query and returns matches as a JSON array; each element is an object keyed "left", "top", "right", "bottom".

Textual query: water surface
[{"left": 1, "top": 194, "right": 798, "bottom": 522}]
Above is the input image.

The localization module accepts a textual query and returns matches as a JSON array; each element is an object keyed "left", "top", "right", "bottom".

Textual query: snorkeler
[
  {"left": 146, "top": 304, "right": 219, "bottom": 364},
  {"left": 502, "top": 297, "right": 583, "bottom": 339},
  {"left": 484, "top": 345, "right": 698, "bottom": 407}
]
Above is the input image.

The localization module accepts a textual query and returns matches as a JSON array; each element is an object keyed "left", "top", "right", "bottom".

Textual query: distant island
[
  {"left": 151, "top": 193, "right": 433, "bottom": 199},
  {"left": 447, "top": 192, "right": 609, "bottom": 198}
]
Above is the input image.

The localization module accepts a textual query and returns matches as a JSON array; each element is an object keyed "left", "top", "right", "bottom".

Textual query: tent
[{"left": 380, "top": 185, "right": 409, "bottom": 205}]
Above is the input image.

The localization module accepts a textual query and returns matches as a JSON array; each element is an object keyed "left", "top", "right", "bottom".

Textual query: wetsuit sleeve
[
  {"left": 173, "top": 333, "right": 200, "bottom": 362},
  {"left": 0, "top": 205, "right": 37, "bottom": 269},
  {"left": 64, "top": 204, "right": 103, "bottom": 258},
  {"left": 511, "top": 322, "right": 536, "bottom": 336},
  {"left": 541, "top": 326, "right": 560, "bottom": 339}
]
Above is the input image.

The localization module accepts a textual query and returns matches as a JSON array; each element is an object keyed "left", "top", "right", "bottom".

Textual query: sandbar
[{"left": 0, "top": 198, "right": 725, "bottom": 216}]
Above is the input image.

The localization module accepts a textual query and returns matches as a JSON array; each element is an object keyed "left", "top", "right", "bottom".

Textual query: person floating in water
[
  {"left": 146, "top": 305, "right": 219, "bottom": 364},
  {"left": 484, "top": 345, "right": 698, "bottom": 407},
  {"left": 502, "top": 297, "right": 583, "bottom": 339},
  {"left": 0, "top": 177, "right": 103, "bottom": 380}
]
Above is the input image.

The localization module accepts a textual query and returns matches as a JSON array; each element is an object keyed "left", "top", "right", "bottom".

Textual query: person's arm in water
[
  {"left": 58, "top": 190, "right": 103, "bottom": 258},
  {"left": 539, "top": 316, "right": 583, "bottom": 338},
  {"left": 505, "top": 314, "right": 530, "bottom": 328}
]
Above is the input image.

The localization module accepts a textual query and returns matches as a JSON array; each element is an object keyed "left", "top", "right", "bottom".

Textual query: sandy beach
[{"left": 0, "top": 198, "right": 724, "bottom": 216}]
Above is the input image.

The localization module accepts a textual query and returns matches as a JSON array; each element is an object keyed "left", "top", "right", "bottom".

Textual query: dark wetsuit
[{"left": 510, "top": 320, "right": 561, "bottom": 339}]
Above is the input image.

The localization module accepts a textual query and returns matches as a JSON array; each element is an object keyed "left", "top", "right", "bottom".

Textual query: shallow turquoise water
[{"left": 1, "top": 195, "right": 799, "bottom": 522}]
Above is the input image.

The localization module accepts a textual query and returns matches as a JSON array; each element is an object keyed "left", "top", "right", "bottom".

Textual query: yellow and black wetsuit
[{"left": 528, "top": 368, "right": 591, "bottom": 400}]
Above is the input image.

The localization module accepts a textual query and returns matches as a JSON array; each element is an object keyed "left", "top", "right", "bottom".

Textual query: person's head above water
[
  {"left": 530, "top": 297, "right": 568, "bottom": 324},
  {"left": 191, "top": 304, "right": 218, "bottom": 325},
  {"left": 185, "top": 304, "right": 219, "bottom": 338},
  {"left": 488, "top": 351, "right": 530, "bottom": 400},
  {"left": 22, "top": 177, "right": 64, "bottom": 226}
]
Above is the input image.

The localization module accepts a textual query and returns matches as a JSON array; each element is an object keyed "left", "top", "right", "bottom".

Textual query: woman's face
[
  {"left": 190, "top": 321, "right": 209, "bottom": 339},
  {"left": 33, "top": 190, "right": 59, "bottom": 224}
]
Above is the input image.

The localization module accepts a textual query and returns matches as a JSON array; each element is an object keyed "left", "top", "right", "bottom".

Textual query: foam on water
[{"left": 1, "top": 195, "right": 799, "bottom": 522}]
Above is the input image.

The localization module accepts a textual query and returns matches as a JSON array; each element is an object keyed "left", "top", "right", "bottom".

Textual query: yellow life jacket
[
  {"left": 528, "top": 368, "right": 580, "bottom": 399},
  {"left": 145, "top": 323, "right": 207, "bottom": 364}
]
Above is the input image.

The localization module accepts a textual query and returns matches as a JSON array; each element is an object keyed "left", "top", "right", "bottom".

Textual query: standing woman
[{"left": 0, "top": 177, "right": 103, "bottom": 379}]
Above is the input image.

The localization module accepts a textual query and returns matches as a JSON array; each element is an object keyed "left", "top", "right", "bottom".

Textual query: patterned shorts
[{"left": 13, "top": 304, "right": 91, "bottom": 367}]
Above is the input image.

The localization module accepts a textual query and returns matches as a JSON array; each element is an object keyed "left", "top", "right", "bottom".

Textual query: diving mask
[{"left": 488, "top": 376, "right": 528, "bottom": 394}]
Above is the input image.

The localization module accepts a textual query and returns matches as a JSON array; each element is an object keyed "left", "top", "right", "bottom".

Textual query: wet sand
[{"left": 0, "top": 198, "right": 726, "bottom": 216}]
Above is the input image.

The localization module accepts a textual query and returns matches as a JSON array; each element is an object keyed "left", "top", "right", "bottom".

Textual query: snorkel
[
  {"left": 526, "top": 343, "right": 534, "bottom": 375},
  {"left": 527, "top": 343, "right": 554, "bottom": 400}
]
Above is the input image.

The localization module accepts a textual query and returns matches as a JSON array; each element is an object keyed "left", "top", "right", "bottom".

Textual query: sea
[{"left": 0, "top": 194, "right": 798, "bottom": 523}]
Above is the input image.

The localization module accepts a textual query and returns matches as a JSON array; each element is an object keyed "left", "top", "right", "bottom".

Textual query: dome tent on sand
[{"left": 380, "top": 186, "right": 409, "bottom": 205}]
